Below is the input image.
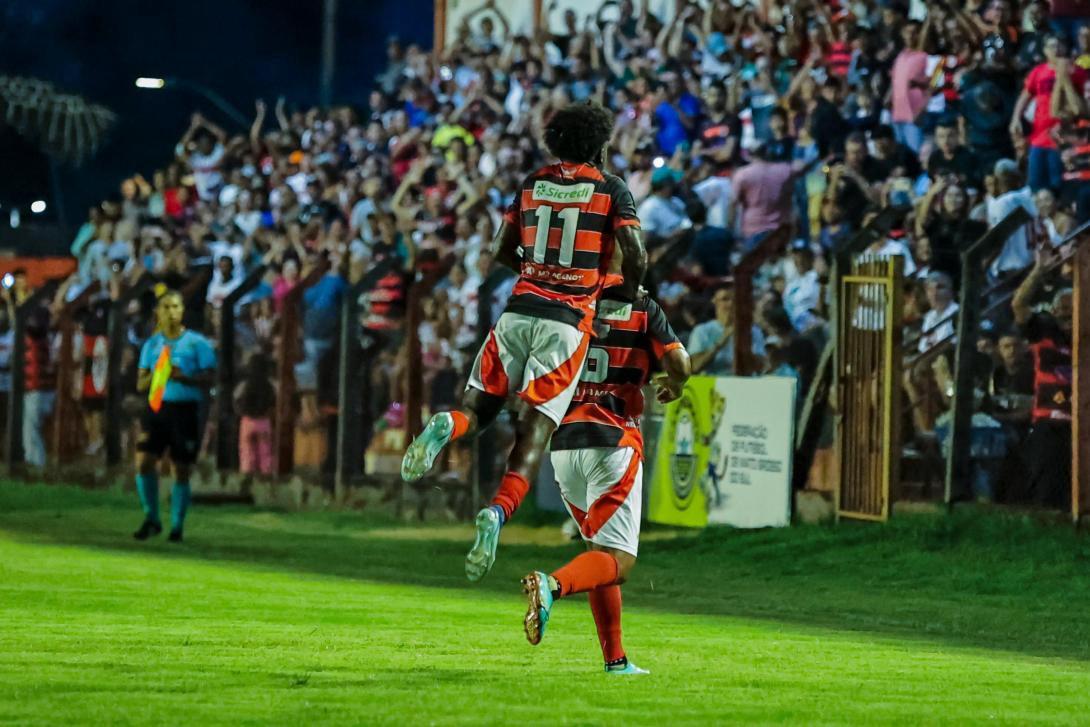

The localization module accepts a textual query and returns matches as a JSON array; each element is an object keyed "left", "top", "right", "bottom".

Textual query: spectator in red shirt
[{"left": 1011, "top": 34, "right": 1088, "bottom": 191}]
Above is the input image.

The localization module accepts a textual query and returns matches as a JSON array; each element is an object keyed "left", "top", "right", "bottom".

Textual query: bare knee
[{"left": 137, "top": 454, "right": 157, "bottom": 476}]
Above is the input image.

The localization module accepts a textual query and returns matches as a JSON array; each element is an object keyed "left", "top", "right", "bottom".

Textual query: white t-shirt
[
  {"left": 188, "top": 144, "right": 226, "bottom": 201},
  {"left": 987, "top": 187, "right": 1037, "bottom": 276},
  {"left": 919, "top": 301, "right": 959, "bottom": 352},
  {"left": 784, "top": 269, "right": 821, "bottom": 331},
  {"left": 636, "top": 195, "right": 691, "bottom": 237},
  {"left": 693, "top": 176, "right": 734, "bottom": 230}
]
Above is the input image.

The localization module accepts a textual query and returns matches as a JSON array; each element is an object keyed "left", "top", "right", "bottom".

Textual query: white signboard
[{"left": 705, "top": 376, "right": 795, "bottom": 528}]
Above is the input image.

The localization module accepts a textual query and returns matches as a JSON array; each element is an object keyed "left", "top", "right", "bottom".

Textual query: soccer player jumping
[
  {"left": 524, "top": 286, "right": 690, "bottom": 674},
  {"left": 400, "top": 101, "right": 647, "bottom": 582},
  {"left": 133, "top": 290, "right": 216, "bottom": 542}
]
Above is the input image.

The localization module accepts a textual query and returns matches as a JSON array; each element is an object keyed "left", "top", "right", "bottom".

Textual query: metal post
[
  {"left": 320, "top": 0, "right": 338, "bottom": 107},
  {"left": 334, "top": 260, "right": 398, "bottom": 500},
  {"left": 1073, "top": 240, "right": 1090, "bottom": 523},
  {"left": 733, "top": 225, "right": 789, "bottom": 376},
  {"left": 105, "top": 275, "right": 154, "bottom": 466},
  {"left": 943, "top": 208, "right": 1032, "bottom": 505},
  {"left": 215, "top": 265, "right": 267, "bottom": 471}
]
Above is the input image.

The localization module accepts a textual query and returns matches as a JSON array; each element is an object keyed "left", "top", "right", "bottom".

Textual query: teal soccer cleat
[
  {"left": 465, "top": 507, "right": 502, "bottom": 582},
  {"left": 605, "top": 661, "right": 650, "bottom": 675},
  {"left": 401, "top": 412, "right": 455, "bottom": 482},
  {"left": 521, "top": 571, "right": 554, "bottom": 645}
]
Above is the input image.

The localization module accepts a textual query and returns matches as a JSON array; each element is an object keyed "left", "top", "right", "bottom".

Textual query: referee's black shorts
[{"left": 137, "top": 401, "right": 201, "bottom": 464}]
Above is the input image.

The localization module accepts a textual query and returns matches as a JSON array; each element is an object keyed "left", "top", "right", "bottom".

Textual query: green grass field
[{"left": 3, "top": 482, "right": 1090, "bottom": 725}]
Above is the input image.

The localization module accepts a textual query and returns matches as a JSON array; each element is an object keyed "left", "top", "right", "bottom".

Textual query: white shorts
[
  {"left": 466, "top": 312, "right": 590, "bottom": 426},
  {"left": 550, "top": 447, "right": 642, "bottom": 557}
]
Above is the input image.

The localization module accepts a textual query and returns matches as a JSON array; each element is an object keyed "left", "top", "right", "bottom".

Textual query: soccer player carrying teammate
[
  {"left": 400, "top": 101, "right": 647, "bottom": 582},
  {"left": 132, "top": 290, "right": 216, "bottom": 542},
  {"left": 523, "top": 285, "right": 690, "bottom": 675}
]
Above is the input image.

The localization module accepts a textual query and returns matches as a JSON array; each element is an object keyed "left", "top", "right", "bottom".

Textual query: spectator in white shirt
[
  {"left": 918, "top": 271, "right": 959, "bottom": 353},
  {"left": 207, "top": 255, "right": 243, "bottom": 310},
  {"left": 177, "top": 113, "right": 227, "bottom": 202},
  {"left": 987, "top": 159, "right": 1037, "bottom": 278},
  {"left": 637, "top": 168, "right": 691, "bottom": 237},
  {"left": 784, "top": 241, "right": 822, "bottom": 331}
]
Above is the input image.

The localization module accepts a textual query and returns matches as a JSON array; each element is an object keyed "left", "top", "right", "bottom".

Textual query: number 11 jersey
[{"left": 502, "top": 162, "right": 640, "bottom": 334}]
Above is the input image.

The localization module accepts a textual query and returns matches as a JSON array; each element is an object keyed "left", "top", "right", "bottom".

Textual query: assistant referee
[{"left": 133, "top": 290, "right": 216, "bottom": 542}]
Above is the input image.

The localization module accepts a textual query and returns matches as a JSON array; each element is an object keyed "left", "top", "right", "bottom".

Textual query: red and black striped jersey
[
  {"left": 502, "top": 162, "right": 641, "bottom": 334},
  {"left": 551, "top": 295, "right": 682, "bottom": 458}
]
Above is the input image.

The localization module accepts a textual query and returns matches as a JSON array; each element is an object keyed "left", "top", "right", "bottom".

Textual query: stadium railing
[
  {"left": 214, "top": 264, "right": 269, "bottom": 472},
  {"left": 104, "top": 273, "right": 156, "bottom": 467},
  {"left": 5, "top": 283, "right": 57, "bottom": 473},
  {"left": 941, "top": 208, "right": 1034, "bottom": 505},
  {"left": 333, "top": 257, "right": 401, "bottom": 500},
  {"left": 732, "top": 224, "right": 791, "bottom": 377},
  {"left": 51, "top": 282, "right": 101, "bottom": 464},
  {"left": 274, "top": 260, "right": 331, "bottom": 477}
]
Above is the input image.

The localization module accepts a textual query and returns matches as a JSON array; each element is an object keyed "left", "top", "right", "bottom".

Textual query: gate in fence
[{"left": 836, "top": 256, "right": 904, "bottom": 521}]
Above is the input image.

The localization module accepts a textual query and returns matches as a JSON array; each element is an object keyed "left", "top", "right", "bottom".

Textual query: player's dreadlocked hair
[{"left": 543, "top": 101, "right": 615, "bottom": 166}]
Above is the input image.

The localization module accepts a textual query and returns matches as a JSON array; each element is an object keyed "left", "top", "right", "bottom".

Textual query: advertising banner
[{"left": 647, "top": 376, "right": 796, "bottom": 529}]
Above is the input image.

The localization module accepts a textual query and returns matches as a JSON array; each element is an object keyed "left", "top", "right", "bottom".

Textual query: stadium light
[
  {"left": 133, "top": 76, "right": 248, "bottom": 127},
  {"left": 30, "top": 200, "right": 46, "bottom": 214}
]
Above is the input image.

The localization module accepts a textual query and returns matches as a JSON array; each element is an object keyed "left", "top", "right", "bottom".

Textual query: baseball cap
[{"left": 994, "top": 158, "right": 1019, "bottom": 177}]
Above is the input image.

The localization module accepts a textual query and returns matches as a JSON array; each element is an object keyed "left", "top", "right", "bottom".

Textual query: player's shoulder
[{"left": 597, "top": 170, "right": 631, "bottom": 196}]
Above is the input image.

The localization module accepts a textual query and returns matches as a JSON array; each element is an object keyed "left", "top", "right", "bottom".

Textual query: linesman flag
[{"left": 148, "top": 346, "right": 172, "bottom": 413}]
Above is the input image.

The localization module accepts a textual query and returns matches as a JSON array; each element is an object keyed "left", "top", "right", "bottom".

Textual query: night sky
[{"left": 0, "top": 0, "right": 432, "bottom": 235}]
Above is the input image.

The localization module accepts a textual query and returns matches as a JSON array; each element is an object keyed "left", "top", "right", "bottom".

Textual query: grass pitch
[{"left": 3, "top": 483, "right": 1090, "bottom": 725}]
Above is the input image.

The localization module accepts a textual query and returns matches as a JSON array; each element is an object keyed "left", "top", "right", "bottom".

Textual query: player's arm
[
  {"left": 608, "top": 178, "right": 646, "bottom": 300},
  {"left": 646, "top": 298, "right": 689, "bottom": 403},
  {"left": 491, "top": 220, "right": 522, "bottom": 272},
  {"left": 137, "top": 368, "right": 152, "bottom": 393},
  {"left": 614, "top": 225, "right": 647, "bottom": 301},
  {"left": 170, "top": 339, "right": 217, "bottom": 390},
  {"left": 169, "top": 369, "right": 214, "bottom": 389}
]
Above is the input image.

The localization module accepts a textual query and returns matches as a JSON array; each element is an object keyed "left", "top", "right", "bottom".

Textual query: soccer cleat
[
  {"left": 401, "top": 412, "right": 455, "bottom": 482},
  {"left": 605, "top": 662, "right": 650, "bottom": 675},
  {"left": 521, "top": 571, "right": 554, "bottom": 645},
  {"left": 168, "top": 528, "right": 184, "bottom": 543},
  {"left": 133, "top": 520, "right": 162, "bottom": 541},
  {"left": 465, "top": 507, "right": 502, "bottom": 582}
]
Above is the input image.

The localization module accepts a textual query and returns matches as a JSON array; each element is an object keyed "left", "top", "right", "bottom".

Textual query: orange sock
[
  {"left": 448, "top": 411, "right": 470, "bottom": 441},
  {"left": 589, "top": 585, "right": 624, "bottom": 663},
  {"left": 490, "top": 471, "right": 530, "bottom": 521},
  {"left": 551, "top": 551, "right": 619, "bottom": 597}
]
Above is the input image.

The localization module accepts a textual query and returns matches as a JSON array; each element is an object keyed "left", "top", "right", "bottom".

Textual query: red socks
[
  {"left": 588, "top": 585, "right": 625, "bottom": 663},
  {"left": 490, "top": 471, "right": 530, "bottom": 521},
  {"left": 448, "top": 411, "right": 470, "bottom": 441},
  {"left": 551, "top": 551, "right": 619, "bottom": 597}
]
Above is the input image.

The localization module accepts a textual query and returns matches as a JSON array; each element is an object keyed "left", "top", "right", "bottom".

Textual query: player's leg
[
  {"left": 166, "top": 403, "right": 200, "bottom": 542},
  {"left": 469, "top": 319, "right": 590, "bottom": 582},
  {"left": 465, "top": 408, "right": 557, "bottom": 582},
  {"left": 523, "top": 449, "right": 644, "bottom": 660},
  {"left": 402, "top": 317, "right": 519, "bottom": 482},
  {"left": 168, "top": 461, "right": 192, "bottom": 542},
  {"left": 133, "top": 407, "right": 168, "bottom": 540}
]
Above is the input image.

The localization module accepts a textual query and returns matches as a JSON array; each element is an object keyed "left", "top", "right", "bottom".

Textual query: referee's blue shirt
[{"left": 139, "top": 330, "right": 217, "bottom": 403}]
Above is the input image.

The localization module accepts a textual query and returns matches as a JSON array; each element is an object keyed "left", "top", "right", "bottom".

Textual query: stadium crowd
[{"left": 5, "top": 0, "right": 1081, "bottom": 508}]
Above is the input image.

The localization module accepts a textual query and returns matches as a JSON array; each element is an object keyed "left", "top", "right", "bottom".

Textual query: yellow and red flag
[{"left": 148, "top": 346, "right": 172, "bottom": 413}]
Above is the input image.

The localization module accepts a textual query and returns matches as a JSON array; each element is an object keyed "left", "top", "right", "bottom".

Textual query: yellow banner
[{"left": 647, "top": 376, "right": 720, "bottom": 528}]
